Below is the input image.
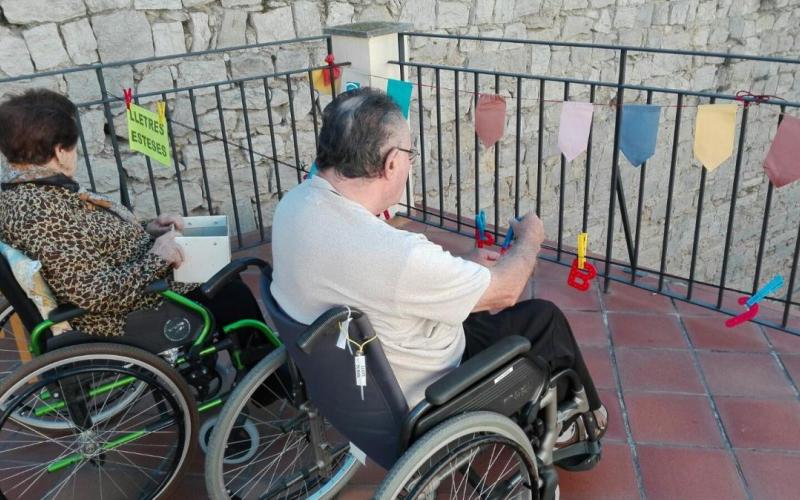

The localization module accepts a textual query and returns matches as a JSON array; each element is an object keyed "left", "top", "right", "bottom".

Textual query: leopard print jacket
[{"left": 0, "top": 181, "right": 197, "bottom": 336}]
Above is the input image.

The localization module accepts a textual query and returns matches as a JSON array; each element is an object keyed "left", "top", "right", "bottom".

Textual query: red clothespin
[
  {"left": 474, "top": 211, "right": 494, "bottom": 248},
  {"left": 123, "top": 88, "right": 133, "bottom": 110},
  {"left": 322, "top": 53, "right": 342, "bottom": 86},
  {"left": 734, "top": 90, "right": 784, "bottom": 108},
  {"left": 725, "top": 296, "right": 760, "bottom": 328},
  {"left": 383, "top": 209, "right": 391, "bottom": 220}
]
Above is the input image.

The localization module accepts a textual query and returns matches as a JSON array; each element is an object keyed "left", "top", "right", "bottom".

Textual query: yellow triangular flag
[
  {"left": 693, "top": 104, "right": 738, "bottom": 170},
  {"left": 311, "top": 69, "right": 339, "bottom": 95}
]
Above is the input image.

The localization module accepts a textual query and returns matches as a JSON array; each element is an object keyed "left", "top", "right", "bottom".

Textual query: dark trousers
[{"left": 462, "top": 299, "right": 602, "bottom": 410}]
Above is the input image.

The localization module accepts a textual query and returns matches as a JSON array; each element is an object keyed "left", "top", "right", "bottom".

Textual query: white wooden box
[{"left": 173, "top": 216, "right": 231, "bottom": 283}]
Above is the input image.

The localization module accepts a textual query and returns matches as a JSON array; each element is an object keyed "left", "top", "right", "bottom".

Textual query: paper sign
[
  {"left": 127, "top": 102, "right": 171, "bottom": 166},
  {"left": 387, "top": 78, "right": 413, "bottom": 119},
  {"left": 694, "top": 104, "right": 737, "bottom": 171},
  {"left": 558, "top": 101, "right": 594, "bottom": 162},
  {"left": 620, "top": 104, "right": 662, "bottom": 167},
  {"left": 763, "top": 114, "right": 800, "bottom": 188},
  {"left": 475, "top": 94, "right": 506, "bottom": 148}
]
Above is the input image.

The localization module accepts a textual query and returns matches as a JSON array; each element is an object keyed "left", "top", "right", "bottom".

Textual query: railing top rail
[
  {"left": 0, "top": 35, "right": 332, "bottom": 85},
  {"left": 399, "top": 32, "right": 800, "bottom": 66},
  {"left": 388, "top": 59, "right": 800, "bottom": 108},
  {"left": 73, "top": 62, "right": 351, "bottom": 108}
]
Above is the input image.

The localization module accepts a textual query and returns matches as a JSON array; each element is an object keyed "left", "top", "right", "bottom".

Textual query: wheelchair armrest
[
  {"left": 200, "top": 257, "right": 269, "bottom": 299},
  {"left": 297, "top": 306, "right": 363, "bottom": 354},
  {"left": 425, "top": 335, "right": 531, "bottom": 406},
  {"left": 47, "top": 304, "right": 87, "bottom": 324}
]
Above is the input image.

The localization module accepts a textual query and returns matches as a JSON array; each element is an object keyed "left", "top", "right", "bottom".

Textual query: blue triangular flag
[
  {"left": 619, "top": 104, "right": 662, "bottom": 167},
  {"left": 387, "top": 78, "right": 413, "bottom": 119}
]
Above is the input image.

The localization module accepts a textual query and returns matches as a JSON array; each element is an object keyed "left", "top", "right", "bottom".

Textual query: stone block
[
  {"left": 85, "top": 0, "right": 131, "bottom": 13},
  {"left": 590, "top": 0, "right": 615, "bottom": 7},
  {"left": 65, "top": 70, "right": 102, "bottom": 104},
  {"left": 669, "top": 1, "right": 691, "bottom": 25},
  {"left": 76, "top": 156, "right": 121, "bottom": 194},
  {"left": 474, "top": 0, "right": 495, "bottom": 24},
  {"left": 134, "top": 0, "right": 181, "bottom": 9},
  {"left": 438, "top": 2, "right": 470, "bottom": 29},
  {"left": 563, "top": 0, "right": 589, "bottom": 9},
  {"left": 178, "top": 59, "right": 228, "bottom": 89},
  {"left": 515, "top": 0, "right": 541, "bottom": 17},
  {"left": 78, "top": 109, "right": 107, "bottom": 155},
  {"left": 0, "top": 0, "right": 85, "bottom": 24},
  {"left": 93, "top": 10, "right": 154, "bottom": 62},
  {"left": 251, "top": 7, "right": 295, "bottom": 43},
  {"left": 61, "top": 19, "right": 99, "bottom": 65},
  {"left": 182, "top": 0, "right": 215, "bottom": 7},
  {"left": 230, "top": 53, "right": 271, "bottom": 79},
  {"left": 400, "top": 0, "right": 436, "bottom": 30},
  {"left": 326, "top": 2, "right": 354, "bottom": 26},
  {"left": 189, "top": 12, "right": 212, "bottom": 52},
  {"left": 138, "top": 66, "right": 174, "bottom": 100},
  {"left": 563, "top": 16, "right": 594, "bottom": 38},
  {"left": 293, "top": 1, "right": 322, "bottom": 38},
  {"left": 0, "top": 28, "right": 34, "bottom": 76},
  {"left": 217, "top": 9, "right": 248, "bottom": 48},
  {"left": 152, "top": 22, "right": 186, "bottom": 57},
  {"left": 221, "top": 0, "right": 260, "bottom": 6},
  {"left": 614, "top": 7, "right": 638, "bottom": 29},
  {"left": 355, "top": 4, "right": 392, "bottom": 22},
  {"left": 23, "top": 24, "right": 71, "bottom": 70},
  {"left": 494, "top": 0, "right": 516, "bottom": 23}
]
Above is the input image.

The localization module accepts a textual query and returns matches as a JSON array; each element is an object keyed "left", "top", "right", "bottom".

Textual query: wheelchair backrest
[
  {"left": 0, "top": 250, "right": 47, "bottom": 334},
  {"left": 261, "top": 269, "right": 409, "bottom": 470}
]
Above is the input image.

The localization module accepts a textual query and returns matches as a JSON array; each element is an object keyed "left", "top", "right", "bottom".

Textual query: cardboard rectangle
[{"left": 173, "top": 216, "right": 231, "bottom": 283}]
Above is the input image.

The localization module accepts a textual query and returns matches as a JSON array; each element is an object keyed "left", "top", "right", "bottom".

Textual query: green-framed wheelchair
[{"left": 0, "top": 251, "right": 292, "bottom": 499}]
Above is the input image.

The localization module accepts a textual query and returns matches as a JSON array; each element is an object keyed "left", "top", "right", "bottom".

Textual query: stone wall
[{"left": 1, "top": 0, "right": 799, "bottom": 298}]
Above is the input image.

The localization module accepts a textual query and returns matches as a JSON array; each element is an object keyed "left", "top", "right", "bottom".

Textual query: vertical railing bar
[
  {"left": 95, "top": 67, "right": 131, "bottom": 209},
  {"left": 688, "top": 96, "right": 715, "bottom": 300},
  {"left": 658, "top": 92, "right": 683, "bottom": 292},
  {"left": 239, "top": 82, "right": 264, "bottom": 242},
  {"left": 581, "top": 84, "right": 596, "bottom": 232},
  {"left": 474, "top": 72, "right": 480, "bottom": 219},
  {"left": 603, "top": 48, "right": 627, "bottom": 292},
  {"left": 454, "top": 69, "right": 462, "bottom": 232},
  {"left": 163, "top": 91, "right": 188, "bottom": 216},
  {"left": 435, "top": 68, "right": 444, "bottom": 226},
  {"left": 308, "top": 70, "right": 320, "bottom": 149},
  {"left": 536, "top": 79, "right": 544, "bottom": 216},
  {"left": 557, "top": 82, "right": 569, "bottom": 260},
  {"left": 717, "top": 105, "right": 749, "bottom": 308},
  {"left": 75, "top": 111, "right": 96, "bottom": 192},
  {"left": 630, "top": 90, "right": 653, "bottom": 283},
  {"left": 214, "top": 84, "right": 243, "bottom": 247},
  {"left": 783, "top": 219, "right": 800, "bottom": 327},
  {"left": 285, "top": 75, "right": 303, "bottom": 185},
  {"left": 514, "top": 76, "right": 522, "bottom": 218},
  {"left": 493, "top": 73, "right": 500, "bottom": 241},
  {"left": 189, "top": 88, "right": 213, "bottom": 214},
  {"left": 753, "top": 105, "right": 785, "bottom": 294},
  {"left": 262, "top": 78, "right": 283, "bottom": 199},
  {"left": 132, "top": 93, "right": 160, "bottom": 216},
  {"left": 418, "top": 69, "right": 428, "bottom": 222}
]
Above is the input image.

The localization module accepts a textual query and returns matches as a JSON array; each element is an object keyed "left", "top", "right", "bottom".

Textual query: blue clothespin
[
  {"left": 501, "top": 226, "right": 514, "bottom": 250},
  {"left": 476, "top": 210, "right": 486, "bottom": 240},
  {"left": 746, "top": 275, "right": 784, "bottom": 309},
  {"left": 307, "top": 161, "right": 318, "bottom": 179}
]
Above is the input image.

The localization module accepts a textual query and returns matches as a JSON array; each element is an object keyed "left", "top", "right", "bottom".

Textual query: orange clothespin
[
  {"left": 123, "top": 88, "right": 133, "bottom": 110},
  {"left": 156, "top": 101, "right": 166, "bottom": 124}
]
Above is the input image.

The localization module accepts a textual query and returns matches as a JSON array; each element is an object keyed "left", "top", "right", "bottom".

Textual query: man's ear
[{"left": 383, "top": 149, "right": 398, "bottom": 179}]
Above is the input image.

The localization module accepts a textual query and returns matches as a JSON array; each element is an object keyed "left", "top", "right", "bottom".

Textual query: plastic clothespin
[
  {"left": 383, "top": 210, "right": 391, "bottom": 220},
  {"left": 303, "top": 161, "right": 318, "bottom": 180},
  {"left": 156, "top": 101, "right": 166, "bottom": 125},
  {"left": 322, "top": 53, "right": 342, "bottom": 85},
  {"left": 123, "top": 88, "right": 133, "bottom": 111},
  {"left": 499, "top": 217, "right": 522, "bottom": 255},
  {"left": 577, "top": 232, "right": 588, "bottom": 270},
  {"left": 474, "top": 210, "right": 495, "bottom": 249},
  {"left": 725, "top": 297, "right": 760, "bottom": 328},
  {"left": 746, "top": 275, "right": 783, "bottom": 309}
]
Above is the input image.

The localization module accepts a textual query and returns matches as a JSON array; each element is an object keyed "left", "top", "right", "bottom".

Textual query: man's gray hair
[{"left": 315, "top": 87, "right": 406, "bottom": 179}]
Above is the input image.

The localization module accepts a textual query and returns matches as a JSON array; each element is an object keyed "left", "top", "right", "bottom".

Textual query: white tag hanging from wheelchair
[
  {"left": 337, "top": 307, "right": 352, "bottom": 352},
  {"left": 354, "top": 351, "right": 367, "bottom": 400}
]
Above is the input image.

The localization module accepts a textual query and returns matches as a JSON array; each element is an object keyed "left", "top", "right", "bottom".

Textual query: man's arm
[{"left": 472, "top": 214, "right": 544, "bottom": 312}]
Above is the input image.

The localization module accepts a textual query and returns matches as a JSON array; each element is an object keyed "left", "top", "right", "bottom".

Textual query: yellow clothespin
[
  {"left": 577, "top": 232, "right": 588, "bottom": 270},
  {"left": 156, "top": 101, "right": 166, "bottom": 125}
]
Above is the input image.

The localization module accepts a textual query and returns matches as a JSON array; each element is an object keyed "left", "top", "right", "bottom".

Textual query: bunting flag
[
  {"left": 763, "top": 115, "right": 800, "bottom": 188},
  {"left": 557, "top": 102, "right": 594, "bottom": 162},
  {"left": 694, "top": 104, "right": 738, "bottom": 170},
  {"left": 310, "top": 54, "right": 342, "bottom": 95},
  {"left": 619, "top": 104, "right": 662, "bottom": 167},
  {"left": 475, "top": 94, "right": 507, "bottom": 148},
  {"left": 386, "top": 78, "right": 413, "bottom": 119}
]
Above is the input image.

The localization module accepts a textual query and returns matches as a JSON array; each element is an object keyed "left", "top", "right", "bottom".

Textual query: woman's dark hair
[
  {"left": 0, "top": 89, "right": 79, "bottom": 165},
  {"left": 315, "top": 87, "right": 406, "bottom": 178}
]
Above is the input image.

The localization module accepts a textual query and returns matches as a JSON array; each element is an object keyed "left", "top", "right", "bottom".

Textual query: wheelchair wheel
[
  {"left": 0, "top": 299, "right": 28, "bottom": 380},
  {"left": 205, "top": 346, "right": 360, "bottom": 500},
  {"left": 375, "top": 412, "right": 539, "bottom": 500},
  {"left": 0, "top": 342, "right": 197, "bottom": 499}
]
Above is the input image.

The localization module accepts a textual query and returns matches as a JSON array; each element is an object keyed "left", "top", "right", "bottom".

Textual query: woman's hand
[
  {"left": 149, "top": 231, "right": 184, "bottom": 268},
  {"left": 146, "top": 214, "right": 184, "bottom": 237}
]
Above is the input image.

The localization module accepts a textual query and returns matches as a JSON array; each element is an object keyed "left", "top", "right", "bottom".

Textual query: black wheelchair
[
  {"left": 0, "top": 251, "right": 287, "bottom": 499},
  {"left": 204, "top": 264, "right": 603, "bottom": 499}
]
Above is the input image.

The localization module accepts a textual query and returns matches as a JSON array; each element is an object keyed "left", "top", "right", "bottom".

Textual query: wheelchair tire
[
  {"left": 375, "top": 411, "right": 540, "bottom": 500},
  {"left": 0, "top": 300, "right": 26, "bottom": 380},
  {"left": 0, "top": 342, "right": 198, "bottom": 500},
  {"left": 205, "top": 346, "right": 360, "bottom": 500}
]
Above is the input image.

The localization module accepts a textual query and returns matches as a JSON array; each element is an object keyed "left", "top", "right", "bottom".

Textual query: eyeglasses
[{"left": 384, "top": 146, "right": 418, "bottom": 164}]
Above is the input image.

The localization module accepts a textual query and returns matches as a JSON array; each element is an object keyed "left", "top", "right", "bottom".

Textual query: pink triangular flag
[
  {"left": 475, "top": 94, "right": 506, "bottom": 148},
  {"left": 558, "top": 102, "right": 594, "bottom": 162},
  {"left": 764, "top": 115, "right": 800, "bottom": 188}
]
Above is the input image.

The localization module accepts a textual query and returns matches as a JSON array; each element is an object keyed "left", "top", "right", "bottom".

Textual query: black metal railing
[{"left": 394, "top": 32, "right": 800, "bottom": 335}]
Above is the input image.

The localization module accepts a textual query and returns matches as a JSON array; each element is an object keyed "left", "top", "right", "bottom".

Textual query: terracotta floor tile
[
  {"left": 597, "top": 389, "right": 626, "bottom": 442},
  {"left": 637, "top": 445, "right": 747, "bottom": 500},
  {"left": 348, "top": 460, "right": 386, "bottom": 485},
  {"left": 764, "top": 327, "right": 800, "bottom": 354},
  {"left": 337, "top": 485, "right": 376, "bottom": 499},
  {"left": 616, "top": 348, "right": 705, "bottom": 394},
  {"left": 608, "top": 312, "right": 687, "bottom": 349},
  {"left": 717, "top": 397, "right": 800, "bottom": 450},
  {"left": 780, "top": 354, "right": 800, "bottom": 388},
  {"left": 698, "top": 351, "right": 796, "bottom": 398},
  {"left": 557, "top": 442, "right": 639, "bottom": 500},
  {"left": 532, "top": 258, "right": 573, "bottom": 282},
  {"left": 581, "top": 346, "right": 616, "bottom": 390},
  {"left": 425, "top": 227, "right": 475, "bottom": 255},
  {"left": 736, "top": 449, "right": 800, "bottom": 500},
  {"left": 624, "top": 393, "right": 723, "bottom": 446},
  {"left": 683, "top": 315, "right": 770, "bottom": 352},
  {"left": 565, "top": 310, "right": 609, "bottom": 347},
  {"left": 535, "top": 280, "right": 602, "bottom": 311},
  {"left": 668, "top": 282, "right": 744, "bottom": 317},
  {"left": 602, "top": 283, "right": 676, "bottom": 314}
]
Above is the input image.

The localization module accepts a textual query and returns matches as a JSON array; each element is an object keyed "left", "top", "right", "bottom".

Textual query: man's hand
[
  {"left": 146, "top": 214, "right": 184, "bottom": 237},
  {"left": 510, "top": 213, "right": 545, "bottom": 251},
  {"left": 464, "top": 248, "right": 500, "bottom": 268}
]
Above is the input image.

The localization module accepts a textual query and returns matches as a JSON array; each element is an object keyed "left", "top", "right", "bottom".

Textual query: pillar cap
[{"left": 324, "top": 22, "right": 413, "bottom": 39}]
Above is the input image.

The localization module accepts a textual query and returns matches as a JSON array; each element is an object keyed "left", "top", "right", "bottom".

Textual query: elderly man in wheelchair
[{"left": 202, "top": 87, "right": 606, "bottom": 500}]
